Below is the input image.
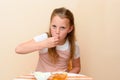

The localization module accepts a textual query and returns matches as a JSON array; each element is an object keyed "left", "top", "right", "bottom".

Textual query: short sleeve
[
  {"left": 33, "top": 33, "right": 48, "bottom": 53},
  {"left": 74, "top": 42, "right": 80, "bottom": 59},
  {"left": 33, "top": 33, "right": 48, "bottom": 42}
]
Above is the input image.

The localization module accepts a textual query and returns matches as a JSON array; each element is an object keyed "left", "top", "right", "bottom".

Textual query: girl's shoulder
[{"left": 33, "top": 32, "right": 48, "bottom": 42}]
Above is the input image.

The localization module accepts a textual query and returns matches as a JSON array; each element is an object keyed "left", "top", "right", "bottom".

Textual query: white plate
[
  {"left": 67, "top": 73, "right": 85, "bottom": 76},
  {"left": 33, "top": 72, "right": 85, "bottom": 80},
  {"left": 33, "top": 72, "right": 51, "bottom": 80}
]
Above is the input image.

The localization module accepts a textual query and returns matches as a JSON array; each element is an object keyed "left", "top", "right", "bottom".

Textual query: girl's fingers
[{"left": 53, "top": 36, "right": 59, "bottom": 41}]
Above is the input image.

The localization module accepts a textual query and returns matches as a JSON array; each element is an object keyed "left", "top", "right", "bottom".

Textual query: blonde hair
[{"left": 48, "top": 7, "right": 76, "bottom": 63}]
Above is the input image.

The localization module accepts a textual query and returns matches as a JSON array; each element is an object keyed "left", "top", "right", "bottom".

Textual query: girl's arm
[
  {"left": 15, "top": 39, "right": 46, "bottom": 54},
  {"left": 69, "top": 57, "right": 81, "bottom": 74},
  {"left": 15, "top": 37, "right": 59, "bottom": 54}
]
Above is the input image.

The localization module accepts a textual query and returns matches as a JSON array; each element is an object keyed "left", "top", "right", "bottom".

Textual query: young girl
[{"left": 15, "top": 7, "right": 81, "bottom": 73}]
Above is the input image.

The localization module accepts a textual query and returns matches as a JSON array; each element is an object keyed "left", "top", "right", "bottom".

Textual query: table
[
  {"left": 14, "top": 73, "right": 93, "bottom": 80},
  {"left": 13, "top": 75, "right": 36, "bottom": 80}
]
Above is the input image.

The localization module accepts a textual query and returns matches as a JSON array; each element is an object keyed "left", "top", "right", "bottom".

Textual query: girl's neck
[{"left": 58, "top": 39, "right": 67, "bottom": 45}]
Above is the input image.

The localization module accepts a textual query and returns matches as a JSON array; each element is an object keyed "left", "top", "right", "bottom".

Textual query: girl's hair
[{"left": 48, "top": 7, "right": 76, "bottom": 63}]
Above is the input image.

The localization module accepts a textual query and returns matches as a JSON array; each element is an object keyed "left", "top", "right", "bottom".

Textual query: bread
[{"left": 47, "top": 73, "right": 67, "bottom": 80}]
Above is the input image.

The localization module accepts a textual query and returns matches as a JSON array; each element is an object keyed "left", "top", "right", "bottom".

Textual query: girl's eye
[
  {"left": 52, "top": 25, "right": 56, "bottom": 28},
  {"left": 60, "top": 27, "right": 65, "bottom": 30}
]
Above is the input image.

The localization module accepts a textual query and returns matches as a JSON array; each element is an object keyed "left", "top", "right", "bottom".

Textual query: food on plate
[{"left": 47, "top": 73, "right": 67, "bottom": 80}]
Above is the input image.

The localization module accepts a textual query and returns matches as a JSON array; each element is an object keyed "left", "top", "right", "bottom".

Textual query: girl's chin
[{"left": 57, "top": 40, "right": 66, "bottom": 45}]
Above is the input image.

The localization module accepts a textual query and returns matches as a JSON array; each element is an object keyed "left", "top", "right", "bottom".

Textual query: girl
[{"left": 15, "top": 7, "right": 81, "bottom": 73}]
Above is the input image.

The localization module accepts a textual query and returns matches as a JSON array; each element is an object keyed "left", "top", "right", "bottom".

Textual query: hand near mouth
[{"left": 42, "top": 35, "right": 60, "bottom": 48}]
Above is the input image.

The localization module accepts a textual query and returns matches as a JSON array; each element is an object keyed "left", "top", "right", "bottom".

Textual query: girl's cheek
[
  {"left": 50, "top": 29, "right": 54, "bottom": 33},
  {"left": 51, "top": 32, "right": 56, "bottom": 37}
]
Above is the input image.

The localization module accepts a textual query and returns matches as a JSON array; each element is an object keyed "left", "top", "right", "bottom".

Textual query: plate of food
[{"left": 33, "top": 72, "right": 85, "bottom": 80}]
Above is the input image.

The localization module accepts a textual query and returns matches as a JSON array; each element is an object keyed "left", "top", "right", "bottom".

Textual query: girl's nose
[{"left": 56, "top": 28, "right": 60, "bottom": 34}]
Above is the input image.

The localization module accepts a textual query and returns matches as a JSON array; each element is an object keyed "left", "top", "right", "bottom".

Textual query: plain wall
[{"left": 0, "top": 0, "right": 120, "bottom": 80}]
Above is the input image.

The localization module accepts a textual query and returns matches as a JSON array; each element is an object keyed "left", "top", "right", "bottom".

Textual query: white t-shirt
[
  {"left": 33, "top": 33, "right": 80, "bottom": 59},
  {"left": 33, "top": 33, "right": 80, "bottom": 72}
]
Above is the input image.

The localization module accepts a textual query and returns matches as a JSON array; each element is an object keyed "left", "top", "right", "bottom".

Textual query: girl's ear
[{"left": 68, "top": 26, "right": 73, "bottom": 33}]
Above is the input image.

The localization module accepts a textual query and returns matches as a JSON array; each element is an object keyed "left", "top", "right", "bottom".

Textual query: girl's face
[{"left": 50, "top": 15, "right": 73, "bottom": 45}]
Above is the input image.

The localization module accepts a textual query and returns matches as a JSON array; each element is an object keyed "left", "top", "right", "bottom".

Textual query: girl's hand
[{"left": 43, "top": 36, "right": 59, "bottom": 48}]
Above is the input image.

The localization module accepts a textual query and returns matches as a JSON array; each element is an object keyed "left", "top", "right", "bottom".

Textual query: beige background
[{"left": 0, "top": 0, "right": 120, "bottom": 80}]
